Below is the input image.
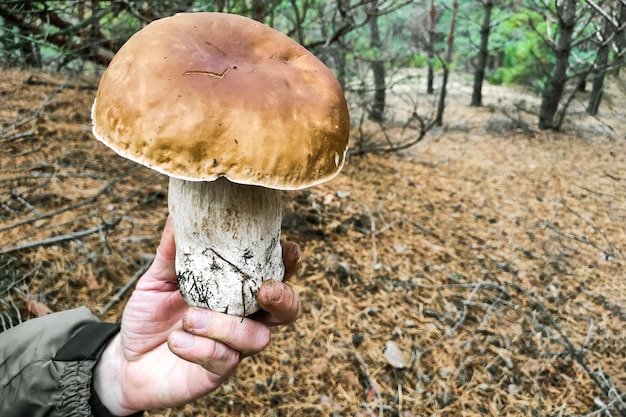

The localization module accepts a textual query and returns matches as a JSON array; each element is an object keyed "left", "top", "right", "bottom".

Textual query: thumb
[
  {"left": 136, "top": 216, "right": 178, "bottom": 290},
  {"left": 155, "top": 216, "right": 176, "bottom": 262}
]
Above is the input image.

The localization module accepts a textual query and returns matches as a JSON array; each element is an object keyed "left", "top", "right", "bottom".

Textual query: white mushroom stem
[{"left": 168, "top": 176, "right": 284, "bottom": 316}]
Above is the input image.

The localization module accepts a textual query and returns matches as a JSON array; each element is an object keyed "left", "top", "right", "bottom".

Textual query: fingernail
[
  {"left": 170, "top": 331, "right": 195, "bottom": 349},
  {"left": 186, "top": 308, "right": 212, "bottom": 330},
  {"left": 269, "top": 281, "right": 285, "bottom": 304},
  {"left": 286, "top": 243, "right": 302, "bottom": 262}
]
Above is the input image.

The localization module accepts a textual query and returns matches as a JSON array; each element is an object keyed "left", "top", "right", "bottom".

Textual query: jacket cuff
[{"left": 55, "top": 321, "right": 144, "bottom": 417}]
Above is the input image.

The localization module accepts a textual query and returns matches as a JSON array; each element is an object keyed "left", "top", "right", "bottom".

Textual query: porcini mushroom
[{"left": 91, "top": 12, "right": 350, "bottom": 316}]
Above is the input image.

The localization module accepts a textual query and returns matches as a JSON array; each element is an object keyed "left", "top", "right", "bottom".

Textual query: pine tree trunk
[
  {"left": 251, "top": 0, "right": 266, "bottom": 22},
  {"left": 612, "top": 3, "right": 626, "bottom": 76},
  {"left": 471, "top": 0, "right": 493, "bottom": 107},
  {"left": 368, "top": 10, "right": 385, "bottom": 122},
  {"left": 435, "top": 0, "right": 458, "bottom": 126},
  {"left": 426, "top": 0, "right": 435, "bottom": 95},
  {"left": 587, "top": 24, "right": 611, "bottom": 116},
  {"left": 435, "top": 65, "right": 449, "bottom": 126},
  {"left": 538, "top": 0, "right": 576, "bottom": 130}
]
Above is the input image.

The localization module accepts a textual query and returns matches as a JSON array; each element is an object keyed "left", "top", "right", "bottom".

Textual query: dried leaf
[
  {"left": 20, "top": 296, "right": 53, "bottom": 317},
  {"left": 85, "top": 264, "right": 100, "bottom": 290},
  {"left": 384, "top": 340, "right": 406, "bottom": 369}
]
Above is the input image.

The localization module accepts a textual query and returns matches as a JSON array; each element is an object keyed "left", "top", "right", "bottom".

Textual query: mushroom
[{"left": 91, "top": 12, "right": 350, "bottom": 316}]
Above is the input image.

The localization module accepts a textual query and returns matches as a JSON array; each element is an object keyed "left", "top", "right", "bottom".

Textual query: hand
[{"left": 93, "top": 217, "right": 302, "bottom": 416}]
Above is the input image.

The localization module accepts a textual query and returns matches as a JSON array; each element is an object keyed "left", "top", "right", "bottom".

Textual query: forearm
[{"left": 0, "top": 307, "right": 124, "bottom": 417}]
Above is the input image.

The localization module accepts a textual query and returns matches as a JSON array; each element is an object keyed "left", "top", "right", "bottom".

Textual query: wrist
[{"left": 92, "top": 333, "right": 137, "bottom": 416}]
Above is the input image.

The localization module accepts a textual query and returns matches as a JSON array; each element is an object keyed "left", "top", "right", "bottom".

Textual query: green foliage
[
  {"left": 401, "top": 52, "right": 428, "bottom": 68},
  {"left": 0, "top": 0, "right": 621, "bottom": 92},
  {"left": 486, "top": 9, "right": 552, "bottom": 87}
]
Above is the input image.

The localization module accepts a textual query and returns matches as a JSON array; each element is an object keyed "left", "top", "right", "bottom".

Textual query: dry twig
[
  {"left": 98, "top": 256, "right": 154, "bottom": 316},
  {"left": 334, "top": 327, "right": 384, "bottom": 417},
  {"left": 0, "top": 218, "right": 121, "bottom": 255}
]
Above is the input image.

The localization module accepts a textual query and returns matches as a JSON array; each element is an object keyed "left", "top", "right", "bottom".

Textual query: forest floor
[{"left": 1, "top": 66, "right": 625, "bottom": 417}]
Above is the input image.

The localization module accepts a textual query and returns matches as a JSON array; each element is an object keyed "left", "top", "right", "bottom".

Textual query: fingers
[
  {"left": 282, "top": 242, "right": 302, "bottom": 281},
  {"left": 182, "top": 308, "right": 271, "bottom": 357},
  {"left": 168, "top": 308, "right": 272, "bottom": 379},
  {"left": 255, "top": 280, "right": 301, "bottom": 326},
  {"left": 168, "top": 330, "right": 241, "bottom": 380}
]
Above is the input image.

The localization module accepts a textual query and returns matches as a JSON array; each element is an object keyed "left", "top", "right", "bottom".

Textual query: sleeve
[{"left": 0, "top": 307, "right": 141, "bottom": 417}]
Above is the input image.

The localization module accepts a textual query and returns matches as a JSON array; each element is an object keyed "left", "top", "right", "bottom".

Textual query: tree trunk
[
  {"left": 335, "top": 47, "right": 347, "bottom": 90},
  {"left": 587, "top": 23, "right": 611, "bottom": 116},
  {"left": 368, "top": 8, "right": 385, "bottom": 122},
  {"left": 251, "top": 0, "right": 266, "bottom": 22},
  {"left": 426, "top": 0, "right": 435, "bottom": 95},
  {"left": 612, "top": 2, "right": 626, "bottom": 76},
  {"left": 471, "top": 0, "right": 493, "bottom": 107},
  {"left": 435, "top": 0, "right": 458, "bottom": 126},
  {"left": 435, "top": 65, "right": 449, "bottom": 126},
  {"left": 538, "top": 0, "right": 576, "bottom": 130}
]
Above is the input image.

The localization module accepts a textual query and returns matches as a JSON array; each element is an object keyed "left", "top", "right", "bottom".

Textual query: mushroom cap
[{"left": 92, "top": 12, "right": 350, "bottom": 190}]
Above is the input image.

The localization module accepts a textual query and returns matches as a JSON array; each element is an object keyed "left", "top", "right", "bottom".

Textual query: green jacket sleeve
[{"left": 0, "top": 307, "right": 122, "bottom": 417}]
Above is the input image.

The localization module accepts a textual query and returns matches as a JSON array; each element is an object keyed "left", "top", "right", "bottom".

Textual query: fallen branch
[
  {"left": 2, "top": 130, "right": 35, "bottom": 142},
  {"left": 0, "top": 218, "right": 120, "bottom": 255},
  {"left": 335, "top": 327, "right": 384, "bottom": 417},
  {"left": 546, "top": 222, "right": 614, "bottom": 259},
  {"left": 0, "top": 298, "right": 22, "bottom": 331},
  {"left": 605, "top": 172, "right": 626, "bottom": 181},
  {"left": 0, "top": 261, "right": 42, "bottom": 297},
  {"left": 506, "top": 282, "right": 626, "bottom": 417},
  {"left": 0, "top": 172, "right": 106, "bottom": 184},
  {"left": 0, "top": 76, "right": 69, "bottom": 140},
  {"left": 98, "top": 256, "right": 154, "bottom": 316},
  {"left": 0, "top": 166, "right": 139, "bottom": 233}
]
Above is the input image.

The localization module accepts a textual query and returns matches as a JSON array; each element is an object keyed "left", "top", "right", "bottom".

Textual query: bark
[
  {"left": 435, "top": 0, "right": 458, "bottom": 126},
  {"left": 538, "top": 0, "right": 576, "bottom": 130},
  {"left": 587, "top": 23, "right": 611, "bottom": 116},
  {"left": 612, "top": 2, "right": 626, "bottom": 75},
  {"left": 251, "top": 0, "right": 266, "bottom": 22},
  {"left": 435, "top": 65, "right": 450, "bottom": 126},
  {"left": 471, "top": 0, "right": 493, "bottom": 107},
  {"left": 427, "top": 0, "right": 436, "bottom": 95},
  {"left": 289, "top": 0, "right": 306, "bottom": 44},
  {"left": 334, "top": 47, "right": 348, "bottom": 89},
  {"left": 368, "top": 9, "right": 386, "bottom": 122}
]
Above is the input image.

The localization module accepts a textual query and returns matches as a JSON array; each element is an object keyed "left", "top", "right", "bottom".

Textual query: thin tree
[
  {"left": 471, "top": 0, "right": 494, "bottom": 107},
  {"left": 612, "top": 2, "right": 626, "bottom": 75},
  {"left": 251, "top": 0, "right": 267, "bottom": 22},
  {"left": 586, "top": 18, "right": 612, "bottom": 115},
  {"left": 426, "top": 0, "right": 436, "bottom": 94},
  {"left": 368, "top": 2, "right": 386, "bottom": 122},
  {"left": 434, "top": 0, "right": 459, "bottom": 126}
]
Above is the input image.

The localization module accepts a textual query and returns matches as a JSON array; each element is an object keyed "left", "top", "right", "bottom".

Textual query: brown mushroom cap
[{"left": 92, "top": 12, "right": 350, "bottom": 190}]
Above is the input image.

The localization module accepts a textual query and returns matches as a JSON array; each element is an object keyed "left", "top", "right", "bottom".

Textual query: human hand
[{"left": 93, "top": 217, "right": 302, "bottom": 416}]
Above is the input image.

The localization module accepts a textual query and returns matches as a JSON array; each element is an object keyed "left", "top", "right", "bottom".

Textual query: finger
[
  {"left": 168, "top": 330, "right": 240, "bottom": 378},
  {"left": 136, "top": 217, "right": 178, "bottom": 291},
  {"left": 282, "top": 242, "right": 302, "bottom": 281},
  {"left": 182, "top": 308, "right": 271, "bottom": 357},
  {"left": 156, "top": 216, "right": 176, "bottom": 261},
  {"left": 255, "top": 280, "right": 301, "bottom": 326}
]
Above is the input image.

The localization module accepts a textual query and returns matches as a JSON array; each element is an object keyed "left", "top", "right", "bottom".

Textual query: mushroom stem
[{"left": 168, "top": 176, "right": 284, "bottom": 316}]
